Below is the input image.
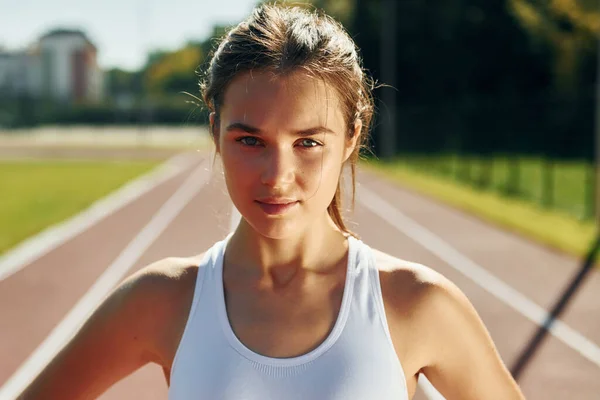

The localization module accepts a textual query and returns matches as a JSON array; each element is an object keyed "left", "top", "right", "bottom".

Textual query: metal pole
[{"left": 379, "top": 0, "right": 397, "bottom": 159}]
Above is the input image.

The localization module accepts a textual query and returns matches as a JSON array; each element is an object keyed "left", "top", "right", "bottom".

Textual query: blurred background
[
  {"left": 0, "top": 0, "right": 256, "bottom": 127},
  {"left": 0, "top": 0, "right": 597, "bottom": 243}
]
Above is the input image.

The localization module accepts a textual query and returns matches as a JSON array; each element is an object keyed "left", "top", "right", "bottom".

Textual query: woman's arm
[
  {"left": 17, "top": 259, "right": 179, "bottom": 399},
  {"left": 416, "top": 273, "right": 525, "bottom": 400}
]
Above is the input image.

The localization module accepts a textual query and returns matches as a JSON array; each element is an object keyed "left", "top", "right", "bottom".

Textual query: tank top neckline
[{"left": 215, "top": 233, "right": 358, "bottom": 368}]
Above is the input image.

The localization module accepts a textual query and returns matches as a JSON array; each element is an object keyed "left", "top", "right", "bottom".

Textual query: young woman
[{"left": 19, "top": 4, "right": 525, "bottom": 400}]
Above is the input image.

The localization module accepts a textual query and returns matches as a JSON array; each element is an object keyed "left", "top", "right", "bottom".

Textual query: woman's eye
[
  {"left": 299, "top": 139, "right": 320, "bottom": 148},
  {"left": 236, "top": 137, "right": 320, "bottom": 148},
  {"left": 238, "top": 136, "right": 260, "bottom": 146}
]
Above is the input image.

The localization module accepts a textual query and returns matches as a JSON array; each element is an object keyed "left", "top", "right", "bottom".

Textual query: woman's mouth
[{"left": 255, "top": 200, "right": 299, "bottom": 215}]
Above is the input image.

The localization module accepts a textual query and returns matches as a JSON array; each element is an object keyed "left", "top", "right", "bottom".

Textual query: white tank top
[{"left": 169, "top": 234, "right": 409, "bottom": 399}]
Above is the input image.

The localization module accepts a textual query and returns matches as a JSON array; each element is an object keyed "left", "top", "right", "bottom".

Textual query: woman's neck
[{"left": 224, "top": 216, "right": 348, "bottom": 288}]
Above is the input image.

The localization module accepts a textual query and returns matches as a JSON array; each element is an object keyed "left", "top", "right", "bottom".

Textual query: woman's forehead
[{"left": 221, "top": 70, "right": 345, "bottom": 128}]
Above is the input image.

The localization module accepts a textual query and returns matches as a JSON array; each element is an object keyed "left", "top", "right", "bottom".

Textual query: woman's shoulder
[
  {"left": 370, "top": 245, "right": 495, "bottom": 364},
  {"left": 134, "top": 254, "right": 207, "bottom": 284},
  {"left": 370, "top": 247, "right": 482, "bottom": 369},
  {"left": 368, "top": 247, "right": 525, "bottom": 399},
  {"left": 370, "top": 247, "right": 444, "bottom": 295},
  {"left": 112, "top": 253, "right": 208, "bottom": 368},
  {"left": 369, "top": 246, "right": 468, "bottom": 325},
  {"left": 125, "top": 253, "right": 208, "bottom": 310}
]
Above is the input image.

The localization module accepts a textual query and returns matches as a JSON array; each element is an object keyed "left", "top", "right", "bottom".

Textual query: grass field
[
  {"left": 364, "top": 157, "right": 597, "bottom": 260},
  {"left": 0, "top": 160, "right": 160, "bottom": 255}
]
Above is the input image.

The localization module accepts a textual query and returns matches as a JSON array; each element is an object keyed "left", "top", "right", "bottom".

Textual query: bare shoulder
[
  {"left": 372, "top": 247, "right": 474, "bottom": 335},
  {"left": 18, "top": 253, "right": 208, "bottom": 399},
  {"left": 127, "top": 254, "right": 206, "bottom": 299},
  {"left": 110, "top": 254, "right": 206, "bottom": 329},
  {"left": 372, "top": 248, "right": 524, "bottom": 399},
  {"left": 122, "top": 254, "right": 208, "bottom": 360},
  {"left": 85, "top": 252, "right": 210, "bottom": 361},
  {"left": 372, "top": 247, "right": 451, "bottom": 313},
  {"left": 369, "top": 248, "right": 456, "bottom": 392}
]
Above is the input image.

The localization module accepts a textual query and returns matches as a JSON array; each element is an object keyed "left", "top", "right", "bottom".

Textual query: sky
[{"left": 0, "top": 0, "right": 260, "bottom": 71}]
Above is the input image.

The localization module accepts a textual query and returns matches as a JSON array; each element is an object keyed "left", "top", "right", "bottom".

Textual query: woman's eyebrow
[
  {"left": 225, "top": 122, "right": 261, "bottom": 134},
  {"left": 225, "top": 122, "right": 335, "bottom": 136},
  {"left": 297, "top": 126, "right": 336, "bottom": 136}
]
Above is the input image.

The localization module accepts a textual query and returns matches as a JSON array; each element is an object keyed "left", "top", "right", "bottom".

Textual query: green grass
[
  {"left": 391, "top": 155, "right": 594, "bottom": 220},
  {"left": 363, "top": 157, "right": 597, "bottom": 260},
  {"left": 0, "top": 160, "right": 160, "bottom": 255}
]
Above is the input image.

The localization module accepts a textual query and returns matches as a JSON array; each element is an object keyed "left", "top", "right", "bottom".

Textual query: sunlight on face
[{"left": 214, "top": 70, "right": 354, "bottom": 239}]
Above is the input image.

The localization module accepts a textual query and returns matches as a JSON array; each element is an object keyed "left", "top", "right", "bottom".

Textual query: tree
[
  {"left": 509, "top": 0, "right": 598, "bottom": 97},
  {"left": 105, "top": 68, "right": 143, "bottom": 98},
  {"left": 144, "top": 46, "right": 203, "bottom": 96}
]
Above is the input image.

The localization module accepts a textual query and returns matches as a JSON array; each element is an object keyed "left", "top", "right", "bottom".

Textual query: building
[
  {"left": 38, "top": 29, "right": 103, "bottom": 102},
  {"left": 0, "top": 49, "right": 42, "bottom": 97},
  {"left": 0, "top": 29, "right": 104, "bottom": 103}
]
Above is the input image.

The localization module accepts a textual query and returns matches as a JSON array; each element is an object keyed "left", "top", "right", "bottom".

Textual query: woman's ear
[
  {"left": 343, "top": 119, "right": 362, "bottom": 162},
  {"left": 209, "top": 112, "right": 220, "bottom": 153}
]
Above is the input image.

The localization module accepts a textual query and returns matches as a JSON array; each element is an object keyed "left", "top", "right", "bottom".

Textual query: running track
[{"left": 1, "top": 149, "right": 599, "bottom": 399}]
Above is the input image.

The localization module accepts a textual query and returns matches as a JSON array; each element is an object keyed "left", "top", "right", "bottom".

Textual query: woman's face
[{"left": 212, "top": 70, "right": 357, "bottom": 239}]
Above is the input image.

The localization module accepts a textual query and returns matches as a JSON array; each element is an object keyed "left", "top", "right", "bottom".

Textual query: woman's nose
[{"left": 260, "top": 147, "right": 295, "bottom": 188}]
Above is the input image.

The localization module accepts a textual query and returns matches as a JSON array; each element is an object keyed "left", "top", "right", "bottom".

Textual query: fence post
[
  {"left": 586, "top": 161, "right": 595, "bottom": 219},
  {"left": 506, "top": 155, "right": 520, "bottom": 197},
  {"left": 541, "top": 157, "right": 554, "bottom": 209}
]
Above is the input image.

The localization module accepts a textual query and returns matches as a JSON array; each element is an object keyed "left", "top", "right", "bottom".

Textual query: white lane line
[
  {"left": 358, "top": 185, "right": 600, "bottom": 369},
  {"left": 0, "top": 160, "right": 210, "bottom": 400},
  {"left": 0, "top": 152, "right": 199, "bottom": 281}
]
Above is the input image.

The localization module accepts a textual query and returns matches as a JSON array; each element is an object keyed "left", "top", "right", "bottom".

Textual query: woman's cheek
[{"left": 223, "top": 144, "right": 254, "bottom": 173}]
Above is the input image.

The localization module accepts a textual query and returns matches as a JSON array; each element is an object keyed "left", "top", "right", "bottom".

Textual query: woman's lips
[{"left": 255, "top": 200, "right": 299, "bottom": 215}]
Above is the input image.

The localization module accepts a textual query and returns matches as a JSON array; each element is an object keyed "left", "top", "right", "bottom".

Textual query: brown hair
[{"left": 200, "top": 3, "right": 375, "bottom": 236}]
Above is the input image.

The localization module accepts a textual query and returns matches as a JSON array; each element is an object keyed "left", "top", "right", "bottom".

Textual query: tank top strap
[
  {"left": 358, "top": 239, "right": 403, "bottom": 372},
  {"left": 169, "top": 234, "right": 231, "bottom": 382}
]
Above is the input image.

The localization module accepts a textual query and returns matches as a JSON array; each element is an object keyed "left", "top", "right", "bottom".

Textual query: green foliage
[
  {"left": 17, "top": 96, "right": 208, "bottom": 126},
  {"left": 315, "top": 0, "right": 354, "bottom": 25},
  {"left": 145, "top": 46, "right": 203, "bottom": 95},
  {"left": 105, "top": 68, "right": 143, "bottom": 98},
  {"left": 509, "top": 0, "right": 599, "bottom": 96},
  {"left": 343, "top": 0, "right": 596, "bottom": 160}
]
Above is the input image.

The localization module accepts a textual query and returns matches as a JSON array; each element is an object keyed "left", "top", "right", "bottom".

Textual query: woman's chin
[{"left": 244, "top": 217, "right": 305, "bottom": 240}]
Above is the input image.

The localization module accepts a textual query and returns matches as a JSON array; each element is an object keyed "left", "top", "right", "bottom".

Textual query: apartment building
[{"left": 0, "top": 29, "right": 103, "bottom": 103}]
